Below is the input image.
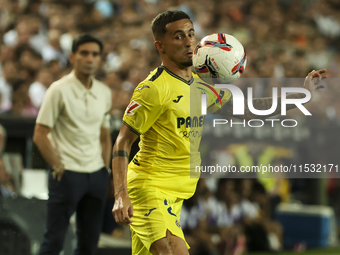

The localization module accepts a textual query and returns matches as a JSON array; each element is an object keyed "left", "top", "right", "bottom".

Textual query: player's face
[
  {"left": 162, "top": 19, "right": 196, "bottom": 68},
  {"left": 70, "top": 42, "right": 101, "bottom": 76}
]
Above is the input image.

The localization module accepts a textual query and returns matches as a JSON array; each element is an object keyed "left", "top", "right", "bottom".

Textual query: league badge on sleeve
[{"left": 126, "top": 100, "right": 142, "bottom": 115}]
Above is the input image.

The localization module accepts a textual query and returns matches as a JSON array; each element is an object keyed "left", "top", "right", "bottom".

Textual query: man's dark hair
[
  {"left": 72, "top": 34, "right": 103, "bottom": 53},
  {"left": 151, "top": 10, "right": 192, "bottom": 39}
]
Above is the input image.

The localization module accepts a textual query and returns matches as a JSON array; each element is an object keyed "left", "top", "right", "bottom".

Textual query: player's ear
[{"left": 155, "top": 40, "right": 165, "bottom": 53}]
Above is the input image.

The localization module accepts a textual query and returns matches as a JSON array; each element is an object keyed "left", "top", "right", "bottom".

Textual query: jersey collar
[{"left": 162, "top": 66, "right": 194, "bottom": 85}]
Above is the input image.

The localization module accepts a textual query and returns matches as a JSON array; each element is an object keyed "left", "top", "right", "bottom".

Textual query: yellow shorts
[{"left": 129, "top": 188, "right": 189, "bottom": 255}]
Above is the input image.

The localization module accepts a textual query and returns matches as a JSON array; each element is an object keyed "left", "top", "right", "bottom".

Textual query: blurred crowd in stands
[
  {"left": 1, "top": 0, "right": 340, "bottom": 254},
  {"left": 1, "top": 0, "right": 340, "bottom": 123}
]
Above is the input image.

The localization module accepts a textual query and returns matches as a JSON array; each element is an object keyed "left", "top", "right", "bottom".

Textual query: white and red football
[{"left": 193, "top": 33, "right": 247, "bottom": 84}]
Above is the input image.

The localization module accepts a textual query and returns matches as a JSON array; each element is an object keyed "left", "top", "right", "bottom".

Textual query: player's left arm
[
  {"left": 216, "top": 69, "right": 326, "bottom": 119},
  {"left": 100, "top": 127, "right": 112, "bottom": 168}
]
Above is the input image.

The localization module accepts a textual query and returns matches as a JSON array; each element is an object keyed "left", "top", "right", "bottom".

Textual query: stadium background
[{"left": 1, "top": 0, "right": 340, "bottom": 254}]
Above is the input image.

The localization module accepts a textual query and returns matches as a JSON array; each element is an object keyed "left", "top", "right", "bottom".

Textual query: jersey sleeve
[
  {"left": 123, "top": 81, "right": 164, "bottom": 135},
  {"left": 207, "top": 88, "right": 232, "bottom": 114},
  {"left": 36, "top": 84, "right": 63, "bottom": 128}
]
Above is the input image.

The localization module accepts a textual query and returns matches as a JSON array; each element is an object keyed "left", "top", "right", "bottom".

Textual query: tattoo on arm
[
  {"left": 217, "top": 93, "right": 307, "bottom": 119},
  {"left": 245, "top": 97, "right": 273, "bottom": 119},
  {"left": 112, "top": 150, "right": 129, "bottom": 159},
  {"left": 114, "top": 188, "right": 126, "bottom": 196},
  {"left": 248, "top": 93, "right": 306, "bottom": 118}
]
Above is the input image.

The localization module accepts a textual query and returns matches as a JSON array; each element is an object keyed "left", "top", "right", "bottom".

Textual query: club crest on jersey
[{"left": 126, "top": 100, "right": 141, "bottom": 115}]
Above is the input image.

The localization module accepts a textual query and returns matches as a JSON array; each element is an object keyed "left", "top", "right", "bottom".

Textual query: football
[{"left": 193, "top": 33, "right": 247, "bottom": 84}]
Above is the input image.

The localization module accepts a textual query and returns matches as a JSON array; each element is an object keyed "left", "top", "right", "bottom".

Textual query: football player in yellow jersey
[{"left": 111, "top": 10, "right": 326, "bottom": 255}]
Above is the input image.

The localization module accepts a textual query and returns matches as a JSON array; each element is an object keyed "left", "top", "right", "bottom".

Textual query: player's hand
[
  {"left": 52, "top": 165, "right": 65, "bottom": 182},
  {"left": 112, "top": 193, "right": 134, "bottom": 225},
  {"left": 303, "top": 69, "right": 327, "bottom": 100},
  {"left": 56, "top": 169, "right": 65, "bottom": 182}
]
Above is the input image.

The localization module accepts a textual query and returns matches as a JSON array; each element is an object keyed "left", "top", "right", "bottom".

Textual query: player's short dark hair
[
  {"left": 151, "top": 10, "right": 192, "bottom": 39},
  {"left": 72, "top": 34, "right": 103, "bottom": 54}
]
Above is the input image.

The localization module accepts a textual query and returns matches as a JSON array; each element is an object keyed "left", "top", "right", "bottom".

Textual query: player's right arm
[
  {"left": 111, "top": 124, "right": 138, "bottom": 225},
  {"left": 112, "top": 80, "right": 164, "bottom": 225},
  {"left": 214, "top": 69, "right": 326, "bottom": 119}
]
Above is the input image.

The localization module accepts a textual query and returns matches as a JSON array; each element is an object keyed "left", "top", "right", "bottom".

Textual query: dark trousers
[{"left": 39, "top": 167, "right": 109, "bottom": 255}]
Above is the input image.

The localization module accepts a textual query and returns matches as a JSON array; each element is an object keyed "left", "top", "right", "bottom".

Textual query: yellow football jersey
[{"left": 123, "top": 66, "right": 231, "bottom": 199}]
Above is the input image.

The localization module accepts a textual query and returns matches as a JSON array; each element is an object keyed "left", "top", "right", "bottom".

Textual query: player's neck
[
  {"left": 74, "top": 70, "right": 92, "bottom": 89},
  {"left": 162, "top": 61, "right": 192, "bottom": 81}
]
